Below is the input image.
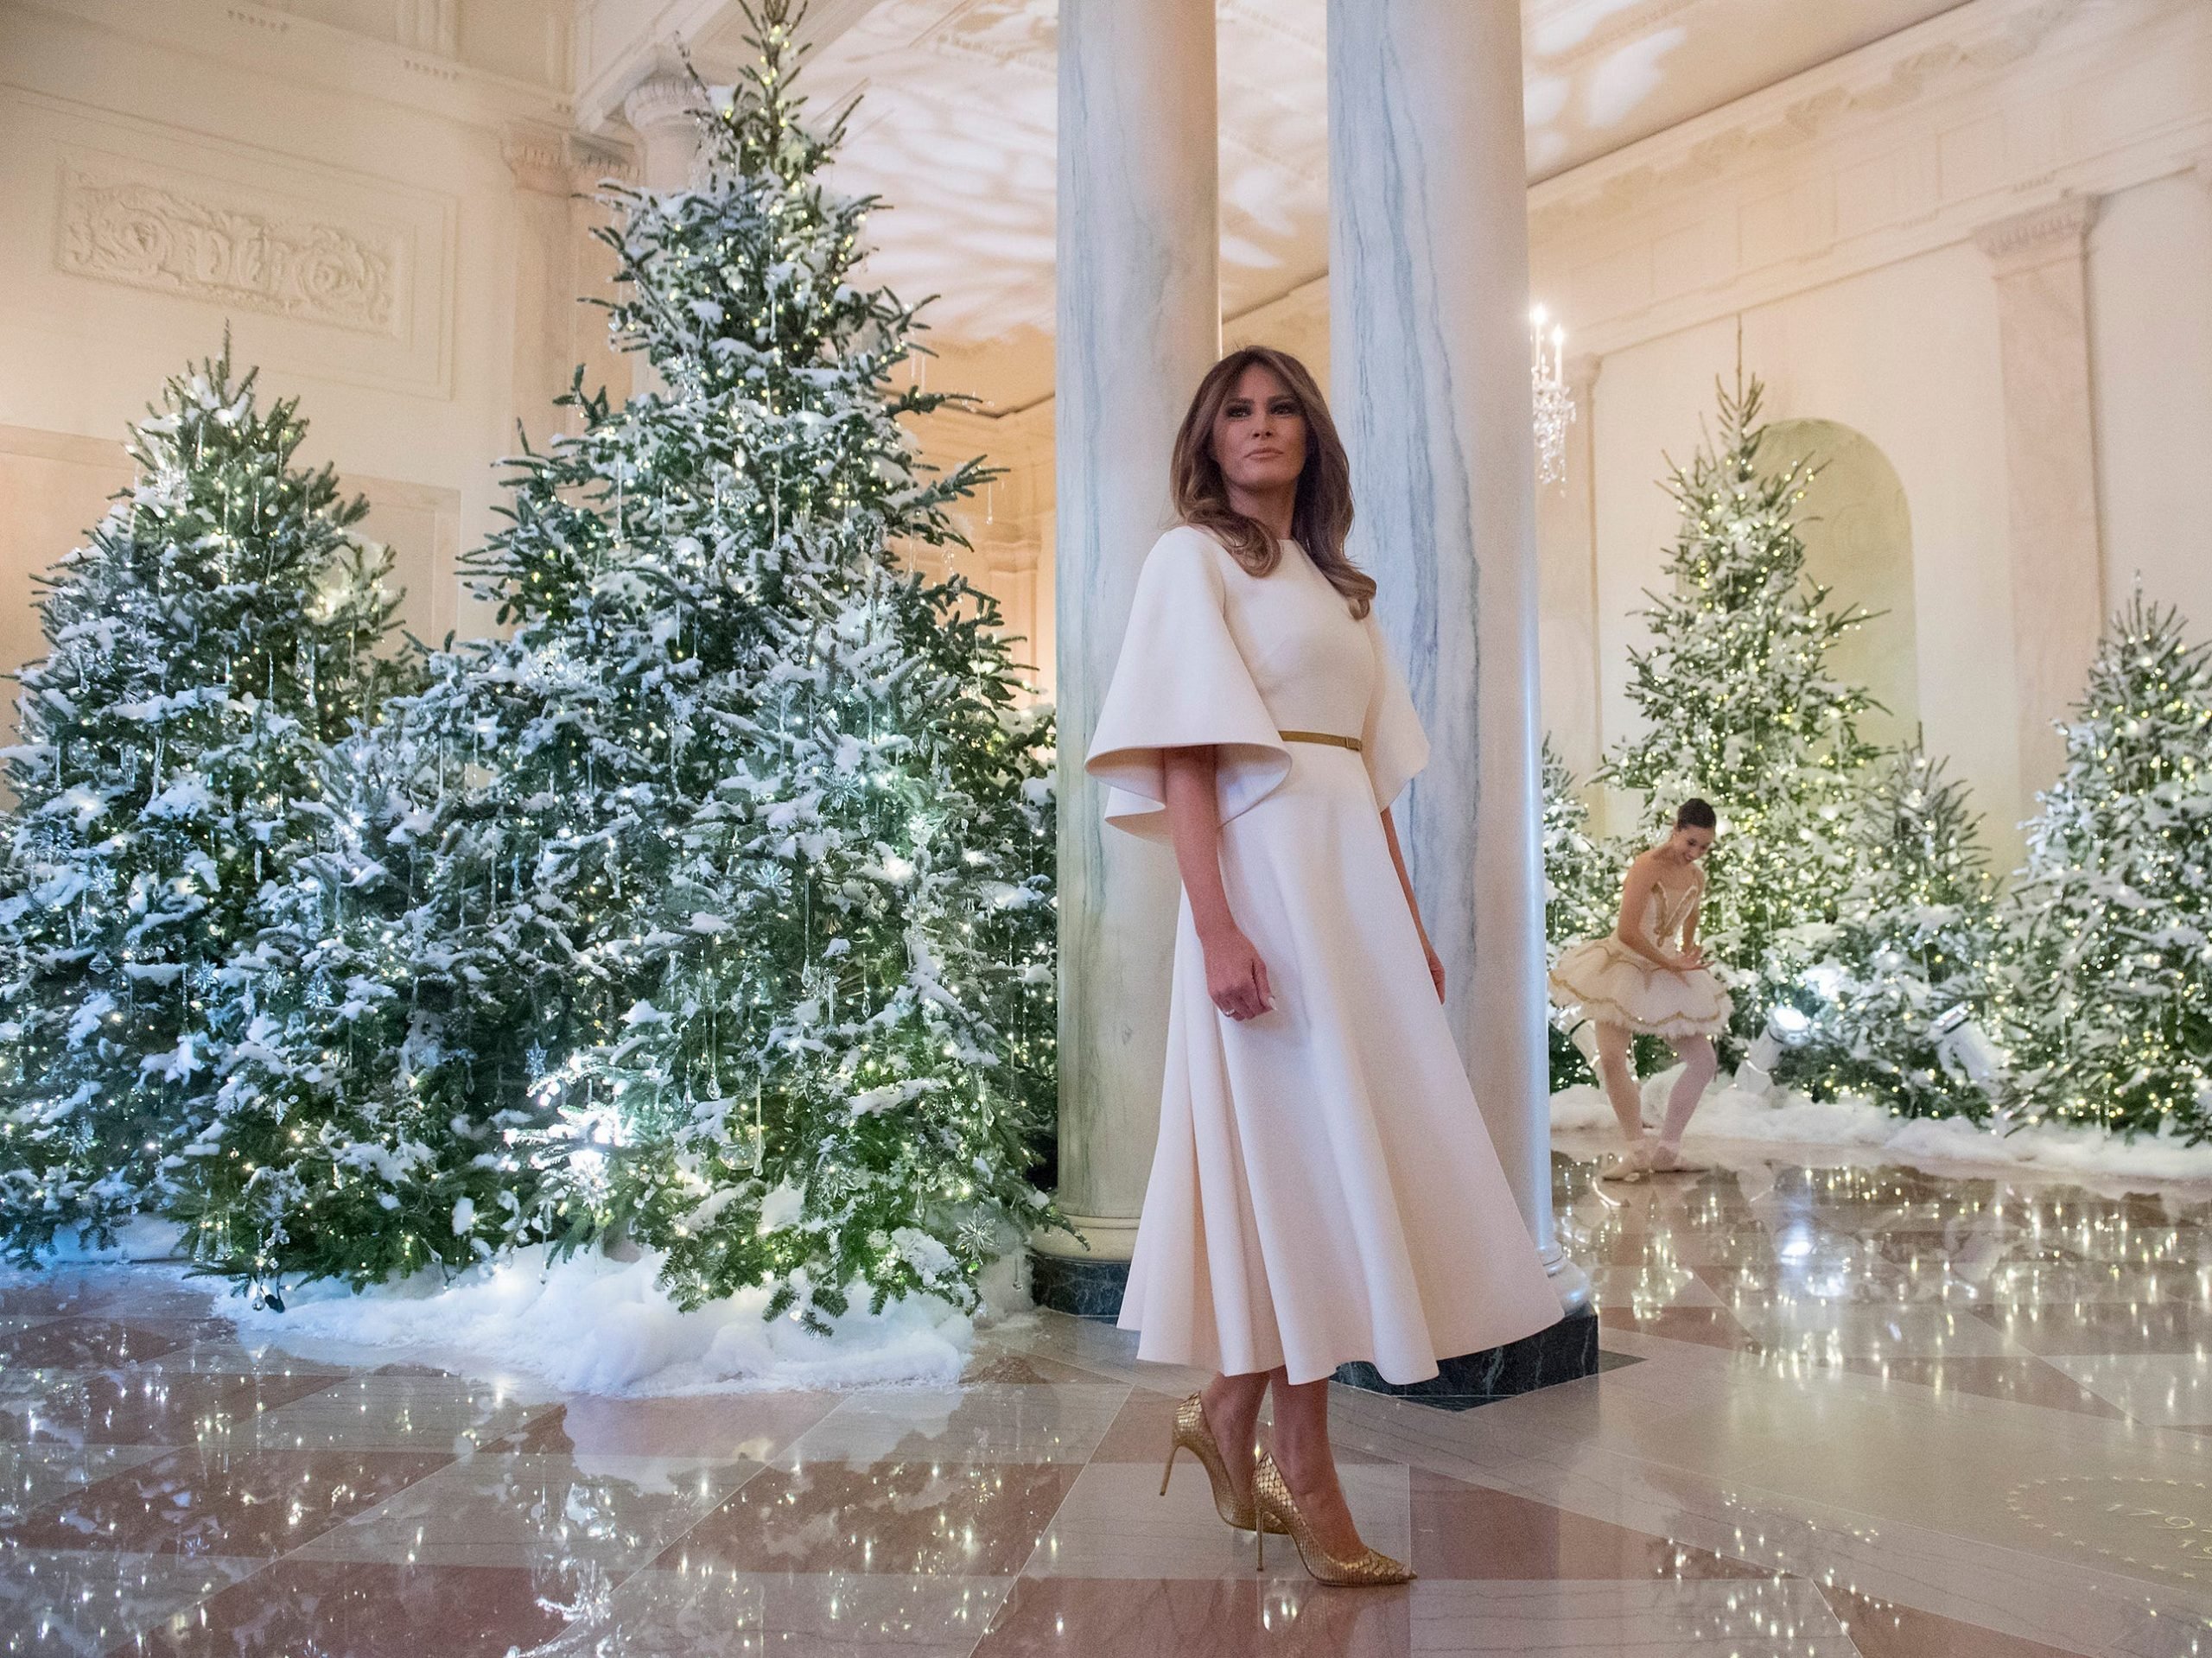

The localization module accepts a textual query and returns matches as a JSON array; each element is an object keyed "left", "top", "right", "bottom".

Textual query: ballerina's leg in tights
[
  {"left": 1592, "top": 1021, "right": 1649, "bottom": 1173},
  {"left": 1649, "top": 1035, "right": 1716, "bottom": 1172}
]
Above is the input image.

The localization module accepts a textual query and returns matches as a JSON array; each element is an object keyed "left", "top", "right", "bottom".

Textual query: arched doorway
[{"left": 1764, "top": 418, "right": 1919, "bottom": 750}]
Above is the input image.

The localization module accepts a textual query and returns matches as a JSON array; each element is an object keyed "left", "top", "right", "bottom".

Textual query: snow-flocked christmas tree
[
  {"left": 0, "top": 349, "right": 405, "bottom": 1262},
  {"left": 167, "top": 9, "right": 1059, "bottom": 1317},
  {"left": 1541, "top": 740, "right": 1614, "bottom": 1087},
  {"left": 1599, "top": 375, "right": 1881, "bottom": 1050},
  {"left": 1777, "top": 749, "right": 2001, "bottom": 1120},
  {"left": 2000, "top": 595, "right": 2212, "bottom": 1142}
]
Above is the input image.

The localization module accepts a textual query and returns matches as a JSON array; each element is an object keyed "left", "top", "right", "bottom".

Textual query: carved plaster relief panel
[
  {"left": 0, "top": 87, "right": 455, "bottom": 399},
  {"left": 56, "top": 162, "right": 402, "bottom": 337}
]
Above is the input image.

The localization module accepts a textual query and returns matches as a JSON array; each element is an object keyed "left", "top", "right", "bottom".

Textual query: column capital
[
  {"left": 501, "top": 124, "right": 573, "bottom": 196},
  {"left": 505, "top": 127, "right": 638, "bottom": 198},
  {"left": 623, "top": 72, "right": 707, "bottom": 191},
  {"left": 569, "top": 138, "right": 639, "bottom": 196},
  {"left": 622, "top": 72, "right": 702, "bottom": 143},
  {"left": 1565, "top": 351, "right": 1602, "bottom": 403},
  {"left": 1973, "top": 194, "right": 2098, "bottom": 276}
]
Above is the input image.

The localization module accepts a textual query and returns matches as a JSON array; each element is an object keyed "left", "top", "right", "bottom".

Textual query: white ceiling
[{"left": 689, "top": 0, "right": 1974, "bottom": 410}]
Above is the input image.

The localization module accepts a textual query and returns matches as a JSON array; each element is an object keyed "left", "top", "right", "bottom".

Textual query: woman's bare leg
[
  {"left": 1594, "top": 1021, "right": 1645, "bottom": 1148},
  {"left": 1264, "top": 1370, "right": 1365, "bottom": 1558},
  {"left": 1199, "top": 1370, "right": 1270, "bottom": 1509},
  {"left": 1656, "top": 1035, "right": 1717, "bottom": 1153}
]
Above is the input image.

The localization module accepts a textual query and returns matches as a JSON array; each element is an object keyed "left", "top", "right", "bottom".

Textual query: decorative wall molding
[
  {"left": 1529, "top": 0, "right": 2084, "bottom": 242},
  {"left": 221, "top": 5, "right": 289, "bottom": 35},
  {"left": 3, "top": 86, "right": 456, "bottom": 399},
  {"left": 1526, "top": 0, "right": 2212, "bottom": 356},
  {"left": 502, "top": 124, "right": 638, "bottom": 200},
  {"left": 501, "top": 125, "right": 574, "bottom": 197},
  {"left": 20, "top": 0, "right": 572, "bottom": 133},
  {"left": 1973, "top": 193, "right": 2097, "bottom": 274},
  {"left": 394, "top": 0, "right": 458, "bottom": 57},
  {"left": 55, "top": 162, "right": 403, "bottom": 336}
]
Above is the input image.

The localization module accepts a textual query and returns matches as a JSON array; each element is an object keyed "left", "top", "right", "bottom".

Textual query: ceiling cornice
[
  {"left": 10, "top": 0, "right": 575, "bottom": 131},
  {"left": 1527, "top": 0, "right": 2087, "bottom": 239}
]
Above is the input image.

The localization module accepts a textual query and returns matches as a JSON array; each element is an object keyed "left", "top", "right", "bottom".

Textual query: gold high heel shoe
[
  {"left": 1250, "top": 1447, "right": 1415, "bottom": 1585},
  {"left": 1160, "top": 1393, "right": 1283, "bottom": 1534}
]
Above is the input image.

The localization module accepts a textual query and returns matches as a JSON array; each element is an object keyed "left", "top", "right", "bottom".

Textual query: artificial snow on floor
[
  {"left": 37, "top": 1227, "right": 1024, "bottom": 1397},
  {"left": 1552, "top": 1067, "right": 2212, "bottom": 1184}
]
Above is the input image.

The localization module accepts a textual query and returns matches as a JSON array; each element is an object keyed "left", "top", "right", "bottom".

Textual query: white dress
[
  {"left": 1548, "top": 881, "right": 1732, "bottom": 1039},
  {"left": 1084, "top": 526, "right": 1561, "bottom": 1387}
]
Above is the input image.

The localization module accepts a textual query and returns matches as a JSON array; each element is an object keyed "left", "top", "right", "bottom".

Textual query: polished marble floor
[{"left": 3, "top": 1141, "right": 2211, "bottom": 1655}]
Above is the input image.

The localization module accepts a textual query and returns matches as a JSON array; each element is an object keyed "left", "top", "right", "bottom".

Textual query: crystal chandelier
[{"left": 1530, "top": 304, "right": 1573, "bottom": 486}]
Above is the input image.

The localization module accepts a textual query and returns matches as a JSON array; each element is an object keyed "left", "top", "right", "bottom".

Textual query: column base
[
  {"left": 1027, "top": 1249, "right": 1130, "bottom": 1318},
  {"left": 1332, "top": 1307, "right": 1599, "bottom": 1410},
  {"left": 1027, "top": 1216, "right": 1136, "bottom": 1319}
]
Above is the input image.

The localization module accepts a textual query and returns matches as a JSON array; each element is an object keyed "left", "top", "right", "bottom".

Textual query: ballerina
[{"left": 1548, "top": 799, "right": 1732, "bottom": 1179}]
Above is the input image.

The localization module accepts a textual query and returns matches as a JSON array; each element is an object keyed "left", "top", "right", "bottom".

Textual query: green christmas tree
[
  {"left": 170, "top": 7, "right": 1059, "bottom": 1318},
  {"left": 2000, "top": 596, "right": 2212, "bottom": 1141},
  {"left": 1601, "top": 375, "right": 1881, "bottom": 1050},
  {"left": 0, "top": 348, "right": 404, "bottom": 1262},
  {"left": 1541, "top": 740, "right": 1614, "bottom": 1087},
  {"left": 163, "top": 725, "right": 490, "bottom": 1293},
  {"left": 1778, "top": 749, "right": 2000, "bottom": 1119}
]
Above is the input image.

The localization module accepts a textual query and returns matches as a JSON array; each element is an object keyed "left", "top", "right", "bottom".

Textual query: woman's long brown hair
[{"left": 1170, "top": 346, "right": 1376, "bottom": 619}]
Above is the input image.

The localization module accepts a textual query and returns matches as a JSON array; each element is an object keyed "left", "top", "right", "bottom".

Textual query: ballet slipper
[{"left": 1598, "top": 1142, "right": 1651, "bottom": 1184}]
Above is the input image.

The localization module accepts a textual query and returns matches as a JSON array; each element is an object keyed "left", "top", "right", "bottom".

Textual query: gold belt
[{"left": 1280, "top": 729, "right": 1363, "bottom": 753}]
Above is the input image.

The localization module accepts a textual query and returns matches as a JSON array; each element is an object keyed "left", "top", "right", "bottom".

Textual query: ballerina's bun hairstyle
[{"left": 1675, "top": 798, "right": 1719, "bottom": 830}]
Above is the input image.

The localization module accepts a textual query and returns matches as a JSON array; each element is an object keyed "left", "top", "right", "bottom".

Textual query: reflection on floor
[{"left": 3, "top": 1141, "right": 2210, "bottom": 1655}]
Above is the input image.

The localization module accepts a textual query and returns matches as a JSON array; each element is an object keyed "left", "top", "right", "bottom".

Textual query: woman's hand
[
  {"left": 1202, "top": 927, "right": 1274, "bottom": 1021},
  {"left": 1423, "top": 940, "right": 1446, "bottom": 1001},
  {"left": 1670, "top": 944, "right": 1706, "bottom": 971}
]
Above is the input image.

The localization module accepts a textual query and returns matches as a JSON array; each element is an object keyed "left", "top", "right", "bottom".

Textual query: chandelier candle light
[{"left": 1531, "top": 305, "right": 1573, "bottom": 486}]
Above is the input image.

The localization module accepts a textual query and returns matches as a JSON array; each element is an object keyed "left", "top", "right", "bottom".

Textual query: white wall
[
  {"left": 1530, "top": 0, "right": 2212, "bottom": 867},
  {"left": 0, "top": 0, "right": 618, "bottom": 700},
  {"left": 2090, "top": 173, "right": 2212, "bottom": 629},
  {"left": 1588, "top": 244, "right": 2021, "bottom": 852}
]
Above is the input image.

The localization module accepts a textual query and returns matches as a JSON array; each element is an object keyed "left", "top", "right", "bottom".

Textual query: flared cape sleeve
[
  {"left": 1084, "top": 526, "right": 1292, "bottom": 843},
  {"left": 1360, "top": 613, "right": 1430, "bottom": 812}
]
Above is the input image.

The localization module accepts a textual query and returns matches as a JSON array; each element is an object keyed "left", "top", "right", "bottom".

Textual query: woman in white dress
[
  {"left": 1548, "top": 801, "right": 1732, "bottom": 1180},
  {"left": 1084, "top": 346, "right": 1562, "bottom": 1585}
]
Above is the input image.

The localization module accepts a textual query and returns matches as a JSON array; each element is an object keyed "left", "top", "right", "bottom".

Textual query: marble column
[
  {"left": 1974, "top": 195, "right": 2104, "bottom": 813},
  {"left": 1033, "top": 0, "right": 1218, "bottom": 1307},
  {"left": 623, "top": 73, "right": 703, "bottom": 194},
  {"left": 1327, "top": 0, "right": 1586, "bottom": 1328}
]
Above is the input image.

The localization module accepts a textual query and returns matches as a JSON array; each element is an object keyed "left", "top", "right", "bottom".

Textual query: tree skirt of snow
[
  {"left": 38, "top": 1214, "right": 189, "bottom": 1264},
  {"left": 1552, "top": 1068, "right": 2212, "bottom": 1184},
  {"left": 200, "top": 1245, "right": 1014, "bottom": 1396},
  {"left": 20, "top": 1228, "right": 1027, "bottom": 1397}
]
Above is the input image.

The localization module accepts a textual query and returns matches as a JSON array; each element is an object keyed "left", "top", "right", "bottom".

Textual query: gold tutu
[{"left": 1548, "top": 936, "right": 1732, "bottom": 1039}]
